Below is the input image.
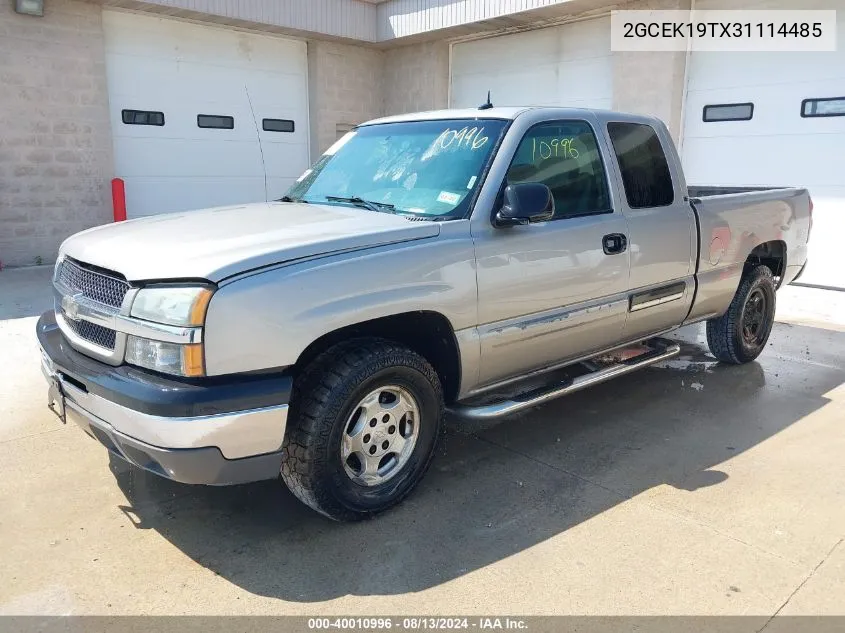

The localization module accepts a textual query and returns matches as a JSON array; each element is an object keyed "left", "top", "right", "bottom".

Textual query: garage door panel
[
  {"left": 166, "top": 65, "right": 305, "bottom": 101},
  {"left": 122, "top": 177, "right": 266, "bottom": 218},
  {"left": 104, "top": 12, "right": 306, "bottom": 74},
  {"left": 259, "top": 146, "right": 310, "bottom": 180},
  {"left": 452, "top": 28, "right": 560, "bottom": 76},
  {"left": 110, "top": 102, "right": 256, "bottom": 142},
  {"left": 555, "top": 17, "right": 611, "bottom": 59},
  {"left": 682, "top": 0, "right": 845, "bottom": 287},
  {"left": 683, "top": 135, "right": 844, "bottom": 187},
  {"left": 243, "top": 75, "right": 309, "bottom": 108},
  {"left": 106, "top": 57, "right": 306, "bottom": 114},
  {"left": 686, "top": 85, "right": 845, "bottom": 137},
  {"left": 688, "top": 53, "right": 845, "bottom": 92},
  {"left": 452, "top": 67, "right": 559, "bottom": 107},
  {"left": 797, "top": 191, "right": 844, "bottom": 288},
  {"left": 557, "top": 57, "right": 613, "bottom": 102},
  {"left": 114, "top": 138, "right": 264, "bottom": 178},
  {"left": 451, "top": 18, "right": 612, "bottom": 110},
  {"left": 258, "top": 132, "right": 309, "bottom": 150},
  {"left": 267, "top": 176, "right": 298, "bottom": 201},
  {"left": 109, "top": 102, "right": 309, "bottom": 145},
  {"left": 104, "top": 10, "right": 309, "bottom": 219}
]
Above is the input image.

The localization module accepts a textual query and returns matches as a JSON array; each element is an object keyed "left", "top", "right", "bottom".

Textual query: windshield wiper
[
  {"left": 325, "top": 196, "right": 394, "bottom": 213},
  {"left": 277, "top": 195, "right": 308, "bottom": 203}
]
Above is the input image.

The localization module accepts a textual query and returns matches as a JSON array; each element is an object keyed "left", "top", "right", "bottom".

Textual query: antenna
[
  {"left": 245, "top": 85, "right": 268, "bottom": 202},
  {"left": 478, "top": 91, "right": 493, "bottom": 110}
]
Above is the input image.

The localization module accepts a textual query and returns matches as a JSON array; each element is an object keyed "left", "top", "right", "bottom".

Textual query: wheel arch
[
  {"left": 294, "top": 311, "right": 462, "bottom": 404},
  {"left": 745, "top": 239, "right": 787, "bottom": 286}
]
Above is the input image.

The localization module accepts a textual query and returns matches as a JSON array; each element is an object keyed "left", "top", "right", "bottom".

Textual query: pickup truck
[{"left": 37, "top": 106, "right": 812, "bottom": 521}]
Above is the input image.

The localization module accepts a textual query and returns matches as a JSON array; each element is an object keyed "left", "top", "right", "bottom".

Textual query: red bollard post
[{"left": 111, "top": 177, "right": 127, "bottom": 222}]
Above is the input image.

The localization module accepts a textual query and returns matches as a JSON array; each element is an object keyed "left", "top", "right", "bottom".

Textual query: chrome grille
[
  {"left": 55, "top": 258, "right": 128, "bottom": 353},
  {"left": 57, "top": 258, "right": 129, "bottom": 308},
  {"left": 62, "top": 316, "right": 117, "bottom": 350}
]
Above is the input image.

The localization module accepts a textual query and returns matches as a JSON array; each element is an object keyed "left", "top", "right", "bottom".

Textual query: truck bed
[
  {"left": 688, "top": 185, "right": 796, "bottom": 198},
  {"left": 682, "top": 184, "right": 811, "bottom": 325}
]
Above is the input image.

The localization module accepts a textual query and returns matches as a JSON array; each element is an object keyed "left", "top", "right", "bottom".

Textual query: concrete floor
[{"left": 1, "top": 266, "right": 843, "bottom": 617}]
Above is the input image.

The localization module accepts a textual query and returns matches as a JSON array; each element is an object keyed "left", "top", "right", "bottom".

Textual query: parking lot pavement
[{"left": 1, "top": 266, "right": 843, "bottom": 616}]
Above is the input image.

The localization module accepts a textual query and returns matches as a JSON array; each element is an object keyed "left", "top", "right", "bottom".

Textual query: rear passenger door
[{"left": 604, "top": 120, "right": 697, "bottom": 341}]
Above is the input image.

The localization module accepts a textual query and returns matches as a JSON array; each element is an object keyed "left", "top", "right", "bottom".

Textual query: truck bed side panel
[{"left": 685, "top": 187, "right": 810, "bottom": 324}]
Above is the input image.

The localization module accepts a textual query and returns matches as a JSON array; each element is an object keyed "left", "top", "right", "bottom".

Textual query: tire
[
  {"left": 706, "top": 264, "right": 776, "bottom": 364},
  {"left": 280, "top": 338, "right": 444, "bottom": 521}
]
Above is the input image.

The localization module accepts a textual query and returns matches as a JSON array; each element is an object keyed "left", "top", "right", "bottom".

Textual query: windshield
[{"left": 285, "top": 119, "right": 509, "bottom": 219}]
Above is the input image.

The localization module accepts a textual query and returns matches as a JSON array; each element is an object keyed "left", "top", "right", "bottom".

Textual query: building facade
[{"left": 1, "top": 0, "right": 842, "bottom": 288}]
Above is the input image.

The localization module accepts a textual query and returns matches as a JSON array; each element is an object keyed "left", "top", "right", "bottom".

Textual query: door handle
[{"left": 602, "top": 233, "right": 628, "bottom": 255}]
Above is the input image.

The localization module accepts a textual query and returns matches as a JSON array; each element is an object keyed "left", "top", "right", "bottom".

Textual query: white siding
[
  {"left": 377, "top": 0, "right": 581, "bottom": 40},
  {"left": 107, "top": 0, "right": 378, "bottom": 41},
  {"left": 109, "top": 0, "right": 588, "bottom": 42}
]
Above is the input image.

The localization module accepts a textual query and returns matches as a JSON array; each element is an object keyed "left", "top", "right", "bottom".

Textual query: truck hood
[{"left": 59, "top": 202, "right": 441, "bottom": 282}]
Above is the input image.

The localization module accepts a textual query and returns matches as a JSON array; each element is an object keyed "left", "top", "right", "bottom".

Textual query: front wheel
[
  {"left": 706, "top": 264, "right": 776, "bottom": 364},
  {"left": 280, "top": 338, "right": 444, "bottom": 521}
]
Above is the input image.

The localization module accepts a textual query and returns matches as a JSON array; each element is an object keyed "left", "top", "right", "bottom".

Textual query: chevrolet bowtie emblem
[{"left": 61, "top": 293, "right": 84, "bottom": 321}]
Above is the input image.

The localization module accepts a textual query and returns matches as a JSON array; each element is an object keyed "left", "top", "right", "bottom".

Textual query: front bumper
[{"left": 37, "top": 311, "right": 292, "bottom": 485}]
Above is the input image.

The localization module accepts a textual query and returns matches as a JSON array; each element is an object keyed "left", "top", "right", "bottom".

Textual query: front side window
[
  {"left": 506, "top": 120, "right": 611, "bottom": 220},
  {"left": 607, "top": 122, "right": 674, "bottom": 209},
  {"left": 286, "top": 119, "right": 508, "bottom": 218}
]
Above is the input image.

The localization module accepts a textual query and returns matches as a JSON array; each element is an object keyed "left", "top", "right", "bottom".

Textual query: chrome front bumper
[{"left": 37, "top": 311, "right": 290, "bottom": 486}]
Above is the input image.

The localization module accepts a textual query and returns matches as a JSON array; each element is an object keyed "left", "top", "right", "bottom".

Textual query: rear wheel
[
  {"left": 706, "top": 264, "right": 776, "bottom": 364},
  {"left": 280, "top": 338, "right": 444, "bottom": 521}
]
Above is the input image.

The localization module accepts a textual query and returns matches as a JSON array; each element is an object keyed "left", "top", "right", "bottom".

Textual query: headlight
[
  {"left": 126, "top": 285, "right": 213, "bottom": 377},
  {"left": 130, "top": 286, "right": 213, "bottom": 326},
  {"left": 125, "top": 336, "right": 205, "bottom": 377}
]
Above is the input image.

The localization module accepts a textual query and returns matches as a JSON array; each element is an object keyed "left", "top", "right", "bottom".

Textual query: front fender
[{"left": 202, "top": 226, "right": 477, "bottom": 376}]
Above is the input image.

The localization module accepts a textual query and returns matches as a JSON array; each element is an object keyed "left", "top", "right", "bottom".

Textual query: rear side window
[
  {"left": 607, "top": 122, "right": 674, "bottom": 209},
  {"left": 506, "top": 120, "right": 611, "bottom": 220}
]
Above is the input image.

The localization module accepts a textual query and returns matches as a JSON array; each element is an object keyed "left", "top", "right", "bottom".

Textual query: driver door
[{"left": 471, "top": 117, "right": 631, "bottom": 388}]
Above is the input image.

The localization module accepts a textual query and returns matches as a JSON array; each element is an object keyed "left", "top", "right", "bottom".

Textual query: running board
[{"left": 448, "top": 338, "right": 680, "bottom": 420}]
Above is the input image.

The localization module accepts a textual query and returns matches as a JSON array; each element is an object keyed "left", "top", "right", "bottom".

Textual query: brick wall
[
  {"left": 0, "top": 0, "right": 113, "bottom": 268},
  {"left": 307, "top": 40, "right": 384, "bottom": 156},
  {"left": 382, "top": 40, "right": 450, "bottom": 116}
]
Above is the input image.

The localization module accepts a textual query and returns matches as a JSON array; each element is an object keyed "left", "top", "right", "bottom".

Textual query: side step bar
[{"left": 448, "top": 338, "right": 680, "bottom": 420}]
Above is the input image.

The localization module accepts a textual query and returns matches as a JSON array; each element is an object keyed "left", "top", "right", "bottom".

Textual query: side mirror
[{"left": 494, "top": 183, "right": 555, "bottom": 228}]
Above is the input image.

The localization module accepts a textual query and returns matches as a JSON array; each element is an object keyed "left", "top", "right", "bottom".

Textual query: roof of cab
[
  {"left": 361, "top": 107, "right": 537, "bottom": 126},
  {"left": 360, "top": 106, "right": 656, "bottom": 127}
]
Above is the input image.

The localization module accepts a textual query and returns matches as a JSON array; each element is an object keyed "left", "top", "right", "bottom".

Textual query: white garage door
[
  {"left": 450, "top": 18, "right": 613, "bottom": 110},
  {"left": 103, "top": 11, "right": 310, "bottom": 219},
  {"left": 682, "top": 0, "right": 845, "bottom": 288}
]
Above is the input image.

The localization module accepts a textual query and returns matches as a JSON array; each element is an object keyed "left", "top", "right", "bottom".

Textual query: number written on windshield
[{"left": 433, "top": 126, "right": 489, "bottom": 151}]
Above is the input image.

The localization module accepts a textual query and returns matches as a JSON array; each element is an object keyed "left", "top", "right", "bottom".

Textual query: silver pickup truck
[{"left": 37, "top": 106, "right": 812, "bottom": 521}]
